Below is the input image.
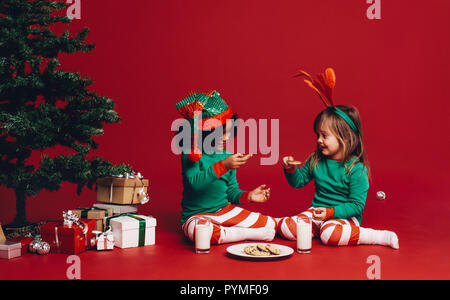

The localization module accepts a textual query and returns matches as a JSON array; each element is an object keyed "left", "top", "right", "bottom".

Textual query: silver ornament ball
[
  {"left": 36, "top": 241, "right": 50, "bottom": 255},
  {"left": 28, "top": 235, "right": 42, "bottom": 253},
  {"left": 376, "top": 191, "right": 386, "bottom": 200}
]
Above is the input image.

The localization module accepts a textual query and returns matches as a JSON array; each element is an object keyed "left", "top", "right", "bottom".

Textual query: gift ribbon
[
  {"left": 106, "top": 213, "right": 146, "bottom": 247},
  {"left": 102, "top": 230, "right": 114, "bottom": 249},
  {"left": 54, "top": 226, "right": 60, "bottom": 254},
  {"left": 103, "top": 234, "right": 111, "bottom": 249}
]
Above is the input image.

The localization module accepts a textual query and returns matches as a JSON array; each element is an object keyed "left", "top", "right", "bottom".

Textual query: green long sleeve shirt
[
  {"left": 180, "top": 152, "right": 248, "bottom": 224},
  {"left": 284, "top": 157, "right": 369, "bottom": 224}
]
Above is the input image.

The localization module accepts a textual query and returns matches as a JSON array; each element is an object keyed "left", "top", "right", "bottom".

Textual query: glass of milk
[
  {"left": 195, "top": 217, "right": 211, "bottom": 254},
  {"left": 296, "top": 216, "right": 312, "bottom": 253}
]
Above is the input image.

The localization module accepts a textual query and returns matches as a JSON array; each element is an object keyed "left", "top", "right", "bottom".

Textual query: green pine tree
[{"left": 0, "top": 0, "right": 132, "bottom": 227}]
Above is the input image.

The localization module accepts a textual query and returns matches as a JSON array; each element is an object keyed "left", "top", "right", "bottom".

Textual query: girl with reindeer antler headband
[{"left": 277, "top": 67, "right": 399, "bottom": 249}]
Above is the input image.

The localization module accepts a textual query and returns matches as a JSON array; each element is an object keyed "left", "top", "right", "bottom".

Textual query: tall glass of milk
[
  {"left": 195, "top": 217, "right": 211, "bottom": 254},
  {"left": 296, "top": 216, "right": 312, "bottom": 253}
]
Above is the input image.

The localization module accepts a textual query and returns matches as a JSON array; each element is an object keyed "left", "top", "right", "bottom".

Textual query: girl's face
[
  {"left": 215, "top": 121, "right": 232, "bottom": 151},
  {"left": 317, "top": 124, "right": 343, "bottom": 160}
]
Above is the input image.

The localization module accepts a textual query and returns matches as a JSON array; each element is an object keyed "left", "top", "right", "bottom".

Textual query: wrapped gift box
[
  {"left": 93, "top": 203, "right": 138, "bottom": 216},
  {"left": 72, "top": 207, "right": 112, "bottom": 231},
  {"left": 108, "top": 214, "right": 156, "bottom": 249},
  {"left": 40, "top": 219, "right": 96, "bottom": 254},
  {"left": 0, "top": 241, "right": 21, "bottom": 259},
  {"left": 92, "top": 230, "right": 114, "bottom": 251},
  {"left": 97, "top": 177, "right": 149, "bottom": 205},
  {"left": 8, "top": 236, "right": 33, "bottom": 256}
]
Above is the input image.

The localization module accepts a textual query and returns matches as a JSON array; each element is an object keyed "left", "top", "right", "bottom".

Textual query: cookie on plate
[
  {"left": 244, "top": 245, "right": 270, "bottom": 256},
  {"left": 265, "top": 244, "right": 281, "bottom": 255}
]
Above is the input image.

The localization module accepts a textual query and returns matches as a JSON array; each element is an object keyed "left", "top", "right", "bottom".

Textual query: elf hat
[
  {"left": 175, "top": 90, "right": 234, "bottom": 162},
  {"left": 294, "top": 67, "right": 359, "bottom": 134}
]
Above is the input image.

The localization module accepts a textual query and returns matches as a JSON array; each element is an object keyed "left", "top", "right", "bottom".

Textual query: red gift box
[
  {"left": 8, "top": 236, "right": 34, "bottom": 256},
  {"left": 40, "top": 219, "right": 96, "bottom": 254}
]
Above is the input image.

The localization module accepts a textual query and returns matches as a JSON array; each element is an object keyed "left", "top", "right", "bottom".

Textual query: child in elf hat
[
  {"left": 175, "top": 91, "right": 276, "bottom": 245},
  {"left": 278, "top": 68, "right": 399, "bottom": 249}
]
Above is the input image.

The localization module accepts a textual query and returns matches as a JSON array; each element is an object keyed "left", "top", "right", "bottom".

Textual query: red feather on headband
[{"left": 294, "top": 68, "right": 336, "bottom": 108}]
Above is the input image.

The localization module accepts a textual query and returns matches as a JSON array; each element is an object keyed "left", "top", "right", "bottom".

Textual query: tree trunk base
[{"left": 3, "top": 221, "right": 42, "bottom": 240}]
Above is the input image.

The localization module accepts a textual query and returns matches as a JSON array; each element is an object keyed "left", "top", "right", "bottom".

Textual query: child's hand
[
  {"left": 222, "top": 153, "right": 252, "bottom": 170},
  {"left": 312, "top": 207, "right": 327, "bottom": 221},
  {"left": 248, "top": 184, "right": 270, "bottom": 203},
  {"left": 281, "top": 156, "right": 296, "bottom": 172}
]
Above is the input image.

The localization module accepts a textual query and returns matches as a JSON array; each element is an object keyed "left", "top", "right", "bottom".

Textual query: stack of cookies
[{"left": 244, "top": 244, "right": 281, "bottom": 256}]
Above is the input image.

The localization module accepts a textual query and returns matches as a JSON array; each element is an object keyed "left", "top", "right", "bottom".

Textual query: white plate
[{"left": 226, "top": 243, "right": 294, "bottom": 260}]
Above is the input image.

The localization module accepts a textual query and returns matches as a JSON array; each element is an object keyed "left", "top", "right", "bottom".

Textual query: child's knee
[
  {"left": 320, "top": 223, "right": 342, "bottom": 246},
  {"left": 277, "top": 217, "right": 297, "bottom": 240},
  {"left": 182, "top": 217, "right": 200, "bottom": 242}
]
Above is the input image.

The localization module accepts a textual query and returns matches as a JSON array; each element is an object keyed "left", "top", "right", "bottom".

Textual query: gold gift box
[
  {"left": 96, "top": 177, "right": 149, "bottom": 205},
  {"left": 71, "top": 208, "right": 113, "bottom": 232}
]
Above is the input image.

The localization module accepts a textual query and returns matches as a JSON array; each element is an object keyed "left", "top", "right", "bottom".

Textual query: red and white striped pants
[
  {"left": 182, "top": 203, "right": 277, "bottom": 245},
  {"left": 278, "top": 207, "right": 361, "bottom": 246}
]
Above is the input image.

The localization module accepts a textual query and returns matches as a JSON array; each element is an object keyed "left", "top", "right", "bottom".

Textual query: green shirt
[
  {"left": 180, "top": 152, "right": 246, "bottom": 224},
  {"left": 284, "top": 157, "right": 369, "bottom": 224}
]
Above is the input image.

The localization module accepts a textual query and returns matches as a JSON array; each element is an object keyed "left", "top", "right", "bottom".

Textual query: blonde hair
[{"left": 307, "top": 105, "right": 372, "bottom": 181}]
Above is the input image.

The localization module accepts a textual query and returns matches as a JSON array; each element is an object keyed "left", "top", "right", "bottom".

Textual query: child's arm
[
  {"left": 225, "top": 169, "right": 250, "bottom": 204},
  {"left": 226, "top": 170, "right": 270, "bottom": 204},
  {"left": 282, "top": 156, "right": 313, "bottom": 188},
  {"left": 332, "top": 164, "right": 369, "bottom": 220},
  {"left": 182, "top": 154, "right": 227, "bottom": 190},
  {"left": 182, "top": 153, "right": 250, "bottom": 191}
]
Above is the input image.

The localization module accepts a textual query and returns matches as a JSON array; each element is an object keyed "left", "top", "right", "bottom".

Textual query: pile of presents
[{"left": 1, "top": 173, "right": 155, "bottom": 260}]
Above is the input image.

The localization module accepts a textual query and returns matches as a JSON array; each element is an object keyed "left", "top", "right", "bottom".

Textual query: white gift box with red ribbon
[{"left": 92, "top": 230, "right": 115, "bottom": 251}]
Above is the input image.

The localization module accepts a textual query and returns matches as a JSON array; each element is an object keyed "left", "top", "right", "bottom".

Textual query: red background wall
[{"left": 1, "top": 0, "right": 449, "bottom": 232}]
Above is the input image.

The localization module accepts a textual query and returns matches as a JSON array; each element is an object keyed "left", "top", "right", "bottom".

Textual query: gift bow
[{"left": 63, "top": 211, "right": 88, "bottom": 235}]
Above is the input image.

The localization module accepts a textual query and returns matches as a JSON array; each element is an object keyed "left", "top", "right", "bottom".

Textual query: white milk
[
  {"left": 195, "top": 224, "right": 211, "bottom": 253},
  {"left": 297, "top": 219, "right": 312, "bottom": 253}
]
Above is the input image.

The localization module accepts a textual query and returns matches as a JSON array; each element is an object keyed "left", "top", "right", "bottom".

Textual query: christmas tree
[{"left": 0, "top": 0, "right": 132, "bottom": 227}]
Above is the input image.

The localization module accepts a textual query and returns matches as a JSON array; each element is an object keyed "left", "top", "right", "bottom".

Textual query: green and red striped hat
[{"left": 175, "top": 90, "right": 234, "bottom": 162}]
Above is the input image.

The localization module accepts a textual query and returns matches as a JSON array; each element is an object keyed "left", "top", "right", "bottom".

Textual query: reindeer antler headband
[{"left": 294, "top": 68, "right": 359, "bottom": 134}]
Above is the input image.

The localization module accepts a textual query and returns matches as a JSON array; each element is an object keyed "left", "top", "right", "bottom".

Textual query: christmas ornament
[
  {"left": 28, "top": 234, "right": 50, "bottom": 255},
  {"left": 376, "top": 191, "right": 386, "bottom": 200},
  {"left": 36, "top": 241, "right": 50, "bottom": 255},
  {"left": 29, "top": 235, "right": 42, "bottom": 254}
]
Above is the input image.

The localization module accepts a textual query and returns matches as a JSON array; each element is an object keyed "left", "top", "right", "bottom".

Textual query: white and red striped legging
[
  {"left": 182, "top": 203, "right": 277, "bottom": 244},
  {"left": 278, "top": 207, "right": 361, "bottom": 246}
]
